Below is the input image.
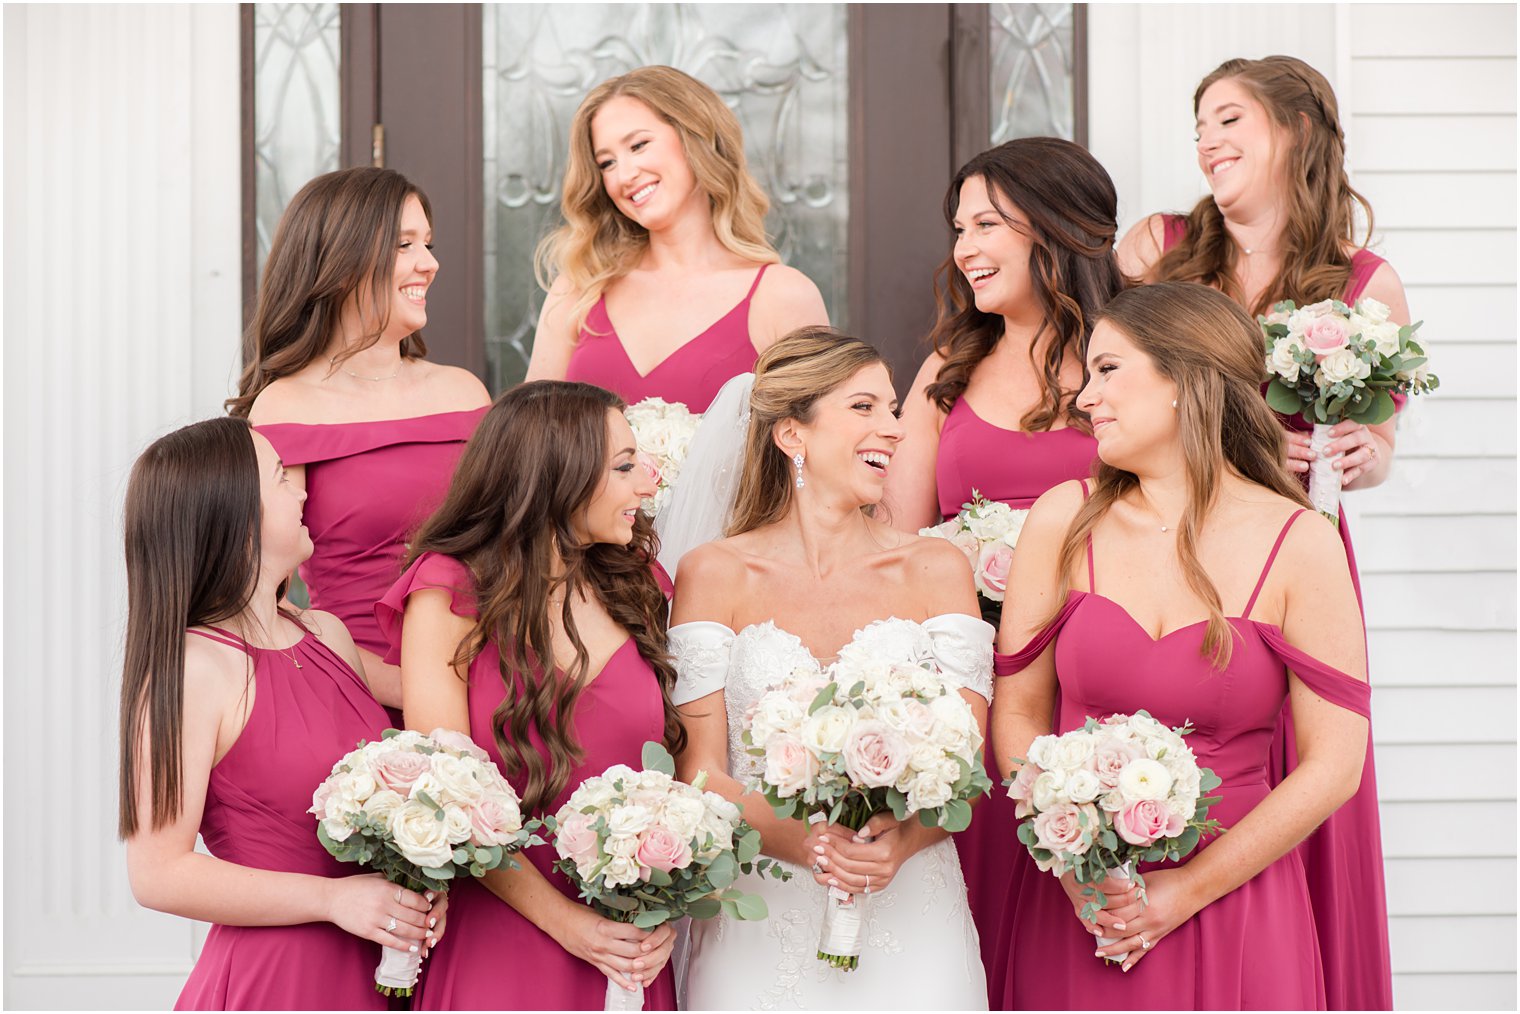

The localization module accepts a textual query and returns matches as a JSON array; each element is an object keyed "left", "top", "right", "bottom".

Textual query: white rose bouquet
[
  {"left": 920, "top": 490, "right": 1029, "bottom": 624},
  {"left": 744, "top": 639, "right": 994, "bottom": 970},
  {"left": 1006, "top": 711, "right": 1223, "bottom": 963},
  {"left": 547, "top": 743, "right": 788, "bottom": 1011},
  {"left": 623, "top": 397, "right": 701, "bottom": 517},
  {"left": 311, "top": 727, "right": 544, "bottom": 996},
  {"left": 1260, "top": 296, "right": 1438, "bottom": 521}
]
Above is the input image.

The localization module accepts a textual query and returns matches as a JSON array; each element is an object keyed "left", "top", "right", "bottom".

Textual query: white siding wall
[
  {"left": 2, "top": 4, "right": 243, "bottom": 1008},
  {"left": 1090, "top": 4, "right": 1518, "bottom": 1010}
]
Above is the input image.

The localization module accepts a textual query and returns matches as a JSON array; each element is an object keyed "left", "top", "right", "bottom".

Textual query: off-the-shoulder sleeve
[
  {"left": 669, "top": 621, "right": 735, "bottom": 706},
  {"left": 921, "top": 614, "right": 994, "bottom": 702},
  {"left": 994, "top": 593, "right": 1084, "bottom": 677},
  {"left": 1256, "top": 625, "right": 1372, "bottom": 719},
  {"left": 374, "top": 552, "right": 478, "bottom": 666}
]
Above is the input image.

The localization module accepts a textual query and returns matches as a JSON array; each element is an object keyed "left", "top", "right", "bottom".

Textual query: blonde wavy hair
[{"left": 535, "top": 65, "right": 779, "bottom": 333}]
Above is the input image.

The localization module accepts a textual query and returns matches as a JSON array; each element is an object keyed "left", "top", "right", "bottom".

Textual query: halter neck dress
[
  {"left": 564, "top": 265, "right": 768, "bottom": 412},
  {"left": 992, "top": 506, "right": 1371, "bottom": 1009},
  {"left": 1159, "top": 215, "right": 1393, "bottom": 1009}
]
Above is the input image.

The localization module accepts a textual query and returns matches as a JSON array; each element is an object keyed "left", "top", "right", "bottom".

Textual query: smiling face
[
  {"left": 589, "top": 94, "right": 704, "bottom": 233},
  {"left": 251, "top": 431, "right": 312, "bottom": 576},
  {"left": 1195, "top": 76, "right": 1291, "bottom": 215},
  {"left": 382, "top": 194, "right": 437, "bottom": 339},
  {"left": 783, "top": 362, "right": 903, "bottom": 507},
  {"left": 573, "top": 409, "right": 658, "bottom": 547},
  {"left": 1077, "top": 321, "right": 1180, "bottom": 472},
  {"left": 952, "top": 174, "right": 1037, "bottom": 319}
]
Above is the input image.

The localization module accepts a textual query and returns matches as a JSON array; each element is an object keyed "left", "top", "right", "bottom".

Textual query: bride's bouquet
[
  {"left": 311, "top": 727, "right": 544, "bottom": 996},
  {"left": 744, "top": 635, "right": 994, "bottom": 971},
  {"left": 1260, "top": 295, "right": 1438, "bottom": 521},
  {"left": 1007, "top": 711, "right": 1223, "bottom": 963},
  {"left": 547, "top": 743, "right": 788, "bottom": 1011},
  {"left": 624, "top": 397, "right": 701, "bottom": 517},
  {"left": 919, "top": 491, "right": 1029, "bottom": 624}
]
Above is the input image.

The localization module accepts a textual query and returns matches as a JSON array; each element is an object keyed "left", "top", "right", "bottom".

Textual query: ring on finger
[
  {"left": 1140, "top": 933, "right": 1150, "bottom": 950},
  {"left": 385, "top": 915, "right": 397, "bottom": 932},
  {"left": 811, "top": 861, "right": 823, "bottom": 875},
  {"left": 864, "top": 874, "right": 871, "bottom": 895}
]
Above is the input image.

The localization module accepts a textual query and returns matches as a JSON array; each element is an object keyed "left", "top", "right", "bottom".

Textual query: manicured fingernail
[
  {"left": 409, "top": 945, "right": 419, "bottom": 953},
  {"left": 828, "top": 878, "right": 838, "bottom": 887},
  {"left": 1113, "top": 921, "right": 1125, "bottom": 931},
  {"left": 1095, "top": 949, "right": 1105, "bottom": 957},
  {"left": 429, "top": 916, "right": 437, "bottom": 928},
  {"left": 814, "top": 845, "right": 825, "bottom": 854},
  {"left": 425, "top": 891, "right": 436, "bottom": 902}
]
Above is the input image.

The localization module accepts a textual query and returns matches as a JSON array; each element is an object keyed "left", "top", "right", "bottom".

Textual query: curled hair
[
  {"left": 406, "top": 382, "right": 685, "bottom": 813},
  {"left": 1054, "top": 283, "right": 1311, "bottom": 668},
  {"left": 535, "top": 66, "right": 779, "bottom": 333},
  {"left": 727, "top": 327, "right": 889, "bottom": 536},
  {"left": 228, "top": 167, "right": 432, "bottom": 417},
  {"left": 926, "top": 137, "right": 1127, "bottom": 431},
  {"left": 1152, "top": 56, "right": 1375, "bottom": 317},
  {"left": 119, "top": 417, "right": 278, "bottom": 836}
]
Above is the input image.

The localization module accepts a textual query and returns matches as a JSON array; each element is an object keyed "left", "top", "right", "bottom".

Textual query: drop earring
[{"left": 793, "top": 452, "right": 806, "bottom": 489}]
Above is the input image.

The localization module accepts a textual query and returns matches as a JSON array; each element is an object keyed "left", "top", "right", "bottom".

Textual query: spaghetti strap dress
[
  {"left": 565, "top": 265, "right": 769, "bottom": 412},
  {"left": 991, "top": 508, "right": 1371, "bottom": 1009},
  {"left": 175, "top": 624, "right": 392, "bottom": 1011},
  {"left": 934, "top": 395, "right": 1097, "bottom": 998},
  {"left": 1160, "top": 215, "right": 1393, "bottom": 1009},
  {"left": 375, "top": 553, "right": 677, "bottom": 1011},
  {"left": 255, "top": 408, "right": 486, "bottom": 658}
]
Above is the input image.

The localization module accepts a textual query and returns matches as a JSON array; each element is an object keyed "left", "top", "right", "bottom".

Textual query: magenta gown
[
  {"left": 255, "top": 409, "right": 486, "bottom": 659},
  {"left": 1160, "top": 216, "right": 1393, "bottom": 1009},
  {"left": 375, "top": 553, "right": 678, "bottom": 1011},
  {"left": 935, "top": 395, "right": 1098, "bottom": 999},
  {"left": 564, "top": 265, "right": 768, "bottom": 412},
  {"left": 175, "top": 625, "right": 392, "bottom": 1011},
  {"left": 993, "top": 509, "right": 1372, "bottom": 1009}
]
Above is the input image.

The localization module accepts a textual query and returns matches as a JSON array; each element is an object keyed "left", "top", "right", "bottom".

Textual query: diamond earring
[{"left": 793, "top": 452, "right": 805, "bottom": 489}]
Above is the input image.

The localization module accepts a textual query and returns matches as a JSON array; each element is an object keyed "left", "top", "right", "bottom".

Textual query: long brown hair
[
  {"left": 1151, "top": 56, "right": 1375, "bottom": 317},
  {"left": 119, "top": 417, "right": 279, "bottom": 836},
  {"left": 228, "top": 167, "right": 432, "bottom": 417},
  {"left": 1054, "top": 283, "right": 1311, "bottom": 668},
  {"left": 406, "top": 382, "right": 684, "bottom": 813},
  {"left": 535, "top": 65, "right": 778, "bottom": 334},
  {"left": 925, "top": 137, "right": 1127, "bottom": 430},
  {"left": 727, "top": 327, "right": 889, "bottom": 537}
]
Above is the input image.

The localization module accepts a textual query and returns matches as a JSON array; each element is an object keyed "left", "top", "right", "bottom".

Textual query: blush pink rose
[
  {"left": 976, "top": 542, "right": 1014, "bottom": 599},
  {"left": 371, "top": 750, "right": 432, "bottom": 795},
  {"left": 1006, "top": 763, "right": 1040, "bottom": 818},
  {"left": 841, "top": 720, "right": 909, "bottom": 789},
  {"left": 637, "top": 451, "right": 663, "bottom": 488},
  {"left": 1032, "top": 802, "right": 1097, "bottom": 856},
  {"left": 1089, "top": 739, "right": 1144, "bottom": 790},
  {"left": 764, "top": 733, "right": 818, "bottom": 797},
  {"left": 1301, "top": 315, "right": 1349, "bottom": 357},
  {"left": 468, "top": 798, "right": 522, "bottom": 847},
  {"left": 429, "top": 727, "right": 491, "bottom": 762},
  {"left": 555, "top": 810, "right": 600, "bottom": 866},
  {"left": 1115, "top": 798, "right": 1186, "bottom": 846},
  {"left": 635, "top": 823, "right": 693, "bottom": 875}
]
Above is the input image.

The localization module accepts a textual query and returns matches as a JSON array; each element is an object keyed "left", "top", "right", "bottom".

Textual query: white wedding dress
[{"left": 669, "top": 614, "right": 993, "bottom": 1011}]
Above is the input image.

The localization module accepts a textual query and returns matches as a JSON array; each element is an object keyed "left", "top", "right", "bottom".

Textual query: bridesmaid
[
  {"left": 233, "top": 167, "right": 491, "bottom": 707},
  {"left": 376, "top": 381, "right": 681, "bottom": 1010},
  {"left": 883, "top": 137, "right": 1125, "bottom": 991},
  {"left": 1117, "top": 56, "right": 1399, "bottom": 1008},
  {"left": 119, "top": 417, "right": 442, "bottom": 1011},
  {"left": 993, "top": 282, "right": 1370, "bottom": 1009},
  {"left": 528, "top": 65, "right": 828, "bottom": 412}
]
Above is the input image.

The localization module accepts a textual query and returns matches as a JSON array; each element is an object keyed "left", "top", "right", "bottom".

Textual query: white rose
[
  {"left": 749, "top": 694, "right": 805, "bottom": 744},
  {"left": 1357, "top": 297, "right": 1391, "bottom": 324},
  {"left": 1117, "top": 758, "right": 1173, "bottom": 803},
  {"left": 1051, "top": 732, "right": 1097, "bottom": 774},
  {"left": 1031, "top": 770, "right": 1069, "bottom": 810},
  {"left": 601, "top": 765, "right": 640, "bottom": 789},
  {"left": 390, "top": 800, "right": 456, "bottom": 868},
  {"left": 339, "top": 767, "right": 379, "bottom": 804},
  {"left": 1098, "top": 788, "right": 1126, "bottom": 813},
  {"left": 1367, "top": 320, "right": 1402, "bottom": 358},
  {"left": 362, "top": 789, "right": 406, "bottom": 825},
  {"left": 606, "top": 832, "right": 641, "bottom": 858},
  {"left": 568, "top": 776, "right": 618, "bottom": 813},
  {"left": 660, "top": 795, "right": 705, "bottom": 842},
  {"left": 1268, "top": 339, "right": 1305, "bottom": 383},
  {"left": 603, "top": 853, "right": 643, "bottom": 888},
  {"left": 1065, "top": 769, "right": 1103, "bottom": 804},
  {"left": 635, "top": 770, "right": 674, "bottom": 793},
  {"left": 408, "top": 772, "right": 446, "bottom": 805},
  {"left": 905, "top": 765, "right": 956, "bottom": 812},
  {"left": 1318, "top": 348, "right": 1371, "bottom": 386},
  {"left": 907, "top": 739, "right": 943, "bottom": 772},
  {"left": 443, "top": 805, "right": 474, "bottom": 844},
  {"left": 1026, "top": 734, "right": 1060, "bottom": 771},
  {"left": 1000, "top": 509, "right": 1030, "bottom": 548},
  {"left": 429, "top": 753, "right": 487, "bottom": 806},
  {"left": 801, "top": 705, "right": 854, "bottom": 754},
  {"left": 607, "top": 804, "right": 654, "bottom": 837}
]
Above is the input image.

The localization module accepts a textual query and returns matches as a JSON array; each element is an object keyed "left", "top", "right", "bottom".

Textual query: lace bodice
[{"left": 670, "top": 615, "right": 994, "bottom": 782}]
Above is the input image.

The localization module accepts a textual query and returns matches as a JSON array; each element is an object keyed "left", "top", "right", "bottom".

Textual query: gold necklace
[{"left": 332, "top": 355, "right": 401, "bottom": 382}]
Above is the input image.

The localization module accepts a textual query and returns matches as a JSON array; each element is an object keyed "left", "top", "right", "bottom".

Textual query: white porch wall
[
  {"left": 1088, "top": 4, "right": 1518, "bottom": 1010},
  {"left": 2, "top": 4, "right": 243, "bottom": 1008}
]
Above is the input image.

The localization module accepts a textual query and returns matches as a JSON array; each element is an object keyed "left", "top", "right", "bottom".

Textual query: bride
[{"left": 666, "top": 326, "right": 991, "bottom": 1010}]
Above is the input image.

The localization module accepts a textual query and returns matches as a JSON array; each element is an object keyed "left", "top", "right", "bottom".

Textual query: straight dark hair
[
  {"left": 228, "top": 167, "right": 432, "bottom": 417},
  {"left": 119, "top": 417, "right": 278, "bottom": 837},
  {"left": 406, "top": 382, "right": 685, "bottom": 814}
]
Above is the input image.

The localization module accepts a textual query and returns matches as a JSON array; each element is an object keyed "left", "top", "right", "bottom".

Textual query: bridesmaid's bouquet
[
  {"left": 547, "top": 743, "right": 788, "bottom": 1011},
  {"left": 311, "top": 727, "right": 544, "bottom": 997},
  {"left": 919, "top": 491, "right": 1029, "bottom": 624},
  {"left": 1007, "top": 711, "right": 1223, "bottom": 963},
  {"left": 624, "top": 397, "right": 701, "bottom": 517},
  {"left": 1260, "top": 296, "right": 1438, "bottom": 521},
  {"left": 744, "top": 637, "right": 994, "bottom": 970}
]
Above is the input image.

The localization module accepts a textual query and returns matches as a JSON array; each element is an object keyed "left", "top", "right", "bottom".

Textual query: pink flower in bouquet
[
  {"left": 1006, "top": 763, "right": 1040, "bottom": 818},
  {"left": 948, "top": 528, "right": 980, "bottom": 567},
  {"left": 555, "top": 810, "right": 600, "bottom": 867},
  {"left": 1032, "top": 801, "right": 1098, "bottom": 855},
  {"left": 1115, "top": 798, "right": 1186, "bottom": 846},
  {"left": 976, "top": 542, "right": 1014, "bottom": 597},
  {"left": 635, "top": 823, "right": 694, "bottom": 875},
  {"left": 371, "top": 749, "right": 432, "bottom": 795},
  {"left": 468, "top": 798, "right": 522, "bottom": 847},
  {"left": 1089, "top": 739, "right": 1144, "bottom": 790},
  {"left": 763, "top": 733, "right": 819, "bottom": 797},
  {"left": 430, "top": 727, "right": 490, "bottom": 763},
  {"left": 842, "top": 720, "right": 909, "bottom": 789},
  {"left": 1301, "top": 315, "right": 1349, "bottom": 357},
  {"left": 637, "top": 451, "right": 663, "bottom": 488}
]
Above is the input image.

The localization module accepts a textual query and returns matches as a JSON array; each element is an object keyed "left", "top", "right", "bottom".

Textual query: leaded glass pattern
[
  {"left": 254, "top": 3, "right": 342, "bottom": 275},
  {"left": 990, "top": 4, "right": 1075, "bottom": 144},
  {"left": 482, "top": 3, "right": 849, "bottom": 392}
]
